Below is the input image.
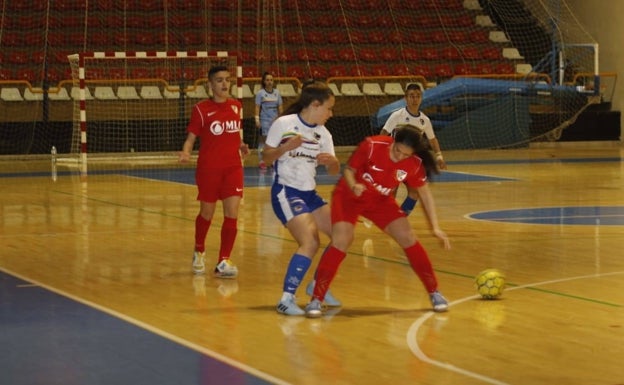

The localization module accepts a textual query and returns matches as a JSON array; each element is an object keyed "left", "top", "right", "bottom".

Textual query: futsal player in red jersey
[
  {"left": 179, "top": 65, "right": 250, "bottom": 279},
  {"left": 305, "top": 125, "right": 451, "bottom": 317}
]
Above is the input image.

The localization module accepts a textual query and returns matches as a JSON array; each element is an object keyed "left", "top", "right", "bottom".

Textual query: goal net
[{"left": 66, "top": 51, "right": 241, "bottom": 170}]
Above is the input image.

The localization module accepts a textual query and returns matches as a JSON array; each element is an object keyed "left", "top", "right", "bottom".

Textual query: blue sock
[
  {"left": 283, "top": 254, "right": 312, "bottom": 294},
  {"left": 400, "top": 196, "right": 417, "bottom": 215}
]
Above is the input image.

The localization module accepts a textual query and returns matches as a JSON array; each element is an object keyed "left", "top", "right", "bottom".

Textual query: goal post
[{"left": 67, "top": 51, "right": 242, "bottom": 173}]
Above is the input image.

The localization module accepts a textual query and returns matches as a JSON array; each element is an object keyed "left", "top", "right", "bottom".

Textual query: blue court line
[
  {"left": 468, "top": 206, "right": 624, "bottom": 225},
  {"left": 0, "top": 271, "right": 275, "bottom": 385}
]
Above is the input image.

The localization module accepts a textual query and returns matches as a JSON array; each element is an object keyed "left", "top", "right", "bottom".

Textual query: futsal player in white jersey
[
  {"left": 262, "top": 81, "right": 342, "bottom": 316},
  {"left": 381, "top": 83, "right": 446, "bottom": 215}
]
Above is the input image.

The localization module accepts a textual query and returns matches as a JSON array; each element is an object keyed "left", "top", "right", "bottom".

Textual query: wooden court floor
[{"left": 1, "top": 144, "right": 623, "bottom": 385}]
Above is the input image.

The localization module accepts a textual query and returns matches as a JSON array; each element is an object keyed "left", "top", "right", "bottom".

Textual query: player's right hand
[{"left": 179, "top": 151, "right": 191, "bottom": 163}]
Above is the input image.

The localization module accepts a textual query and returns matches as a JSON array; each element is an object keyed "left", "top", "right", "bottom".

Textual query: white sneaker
[
  {"left": 276, "top": 293, "right": 305, "bottom": 316},
  {"left": 192, "top": 251, "right": 205, "bottom": 275},
  {"left": 214, "top": 259, "right": 238, "bottom": 279},
  {"left": 305, "top": 299, "right": 323, "bottom": 318}
]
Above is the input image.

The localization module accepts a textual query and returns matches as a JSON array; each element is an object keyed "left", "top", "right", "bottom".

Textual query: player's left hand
[
  {"left": 432, "top": 228, "right": 451, "bottom": 250},
  {"left": 316, "top": 153, "right": 338, "bottom": 166},
  {"left": 240, "top": 142, "right": 250, "bottom": 157}
]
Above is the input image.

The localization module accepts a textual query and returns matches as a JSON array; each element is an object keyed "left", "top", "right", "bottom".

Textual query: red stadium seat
[
  {"left": 16, "top": 69, "right": 37, "bottom": 82},
  {"left": 448, "top": 30, "right": 469, "bottom": 43},
  {"left": 379, "top": 47, "right": 398, "bottom": 61},
  {"left": 368, "top": 30, "right": 386, "bottom": 44},
  {"left": 462, "top": 47, "right": 481, "bottom": 60},
  {"left": 2, "top": 33, "right": 21, "bottom": 46},
  {"left": 309, "top": 65, "right": 328, "bottom": 79},
  {"left": 8, "top": 51, "right": 29, "bottom": 65},
  {"left": 402, "top": 47, "right": 419, "bottom": 61},
  {"left": 286, "top": 66, "right": 306, "bottom": 79},
  {"left": 131, "top": 68, "right": 151, "bottom": 79},
  {"left": 434, "top": 63, "right": 453, "bottom": 78},
  {"left": 408, "top": 31, "right": 430, "bottom": 44},
  {"left": 393, "top": 63, "right": 412, "bottom": 76},
  {"left": 440, "top": 46, "right": 461, "bottom": 60},
  {"left": 349, "top": 65, "right": 370, "bottom": 77},
  {"left": 318, "top": 48, "right": 338, "bottom": 62},
  {"left": 32, "top": 51, "right": 45, "bottom": 64},
  {"left": 338, "top": 48, "right": 357, "bottom": 62},
  {"left": 328, "top": 30, "right": 348, "bottom": 44},
  {"left": 243, "top": 67, "right": 259, "bottom": 78},
  {"left": 306, "top": 31, "right": 324, "bottom": 44},
  {"left": 109, "top": 68, "right": 127, "bottom": 80},
  {"left": 285, "top": 33, "right": 305, "bottom": 45},
  {"left": 495, "top": 63, "right": 515, "bottom": 74},
  {"left": 0, "top": 69, "right": 13, "bottom": 81},
  {"left": 388, "top": 31, "right": 404, "bottom": 43},
  {"left": 328, "top": 65, "right": 348, "bottom": 77},
  {"left": 297, "top": 48, "right": 313, "bottom": 61},
  {"left": 482, "top": 47, "right": 502, "bottom": 60},
  {"left": 470, "top": 30, "right": 490, "bottom": 43},
  {"left": 359, "top": 48, "right": 378, "bottom": 62},
  {"left": 475, "top": 63, "right": 495, "bottom": 75},
  {"left": 421, "top": 47, "right": 439, "bottom": 60},
  {"left": 370, "top": 64, "right": 391, "bottom": 77},
  {"left": 413, "top": 64, "right": 433, "bottom": 79},
  {"left": 454, "top": 63, "right": 475, "bottom": 76},
  {"left": 431, "top": 30, "right": 448, "bottom": 43}
]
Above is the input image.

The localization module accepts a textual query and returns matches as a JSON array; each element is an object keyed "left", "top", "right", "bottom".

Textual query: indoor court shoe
[
  {"left": 214, "top": 259, "right": 238, "bottom": 279},
  {"left": 429, "top": 291, "right": 449, "bottom": 312},
  {"left": 276, "top": 294, "right": 305, "bottom": 316},
  {"left": 305, "top": 281, "right": 342, "bottom": 307},
  {"left": 305, "top": 299, "right": 323, "bottom": 318},
  {"left": 192, "top": 251, "right": 205, "bottom": 275}
]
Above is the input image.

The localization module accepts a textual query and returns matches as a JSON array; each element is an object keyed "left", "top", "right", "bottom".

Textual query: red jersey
[
  {"left": 187, "top": 98, "right": 243, "bottom": 169},
  {"left": 340, "top": 135, "right": 427, "bottom": 199}
]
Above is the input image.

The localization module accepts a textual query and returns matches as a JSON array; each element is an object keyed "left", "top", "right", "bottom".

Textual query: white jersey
[
  {"left": 266, "top": 114, "right": 335, "bottom": 191},
  {"left": 382, "top": 108, "right": 435, "bottom": 139}
]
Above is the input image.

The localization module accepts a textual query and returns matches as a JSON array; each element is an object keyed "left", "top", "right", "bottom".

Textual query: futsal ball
[{"left": 475, "top": 269, "right": 506, "bottom": 299}]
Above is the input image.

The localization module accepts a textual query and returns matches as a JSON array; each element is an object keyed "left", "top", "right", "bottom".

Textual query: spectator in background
[{"left": 255, "top": 72, "right": 283, "bottom": 171}]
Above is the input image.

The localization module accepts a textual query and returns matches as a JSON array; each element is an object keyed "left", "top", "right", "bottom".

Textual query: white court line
[
  {"left": 1, "top": 267, "right": 293, "bottom": 385},
  {"left": 406, "top": 271, "right": 624, "bottom": 385}
]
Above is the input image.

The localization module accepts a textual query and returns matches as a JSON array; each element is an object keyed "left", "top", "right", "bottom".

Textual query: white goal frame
[{"left": 68, "top": 51, "right": 242, "bottom": 175}]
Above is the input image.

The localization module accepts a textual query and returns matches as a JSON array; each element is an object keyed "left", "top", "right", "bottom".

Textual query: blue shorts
[{"left": 271, "top": 184, "right": 327, "bottom": 225}]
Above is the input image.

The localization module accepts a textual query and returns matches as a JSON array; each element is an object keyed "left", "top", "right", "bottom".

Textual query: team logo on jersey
[
  {"left": 210, "top": 120, "right": 240, "bottom": 135},
  {"left": 314, "top": 132, "right": 321, "bottom": 140},
  {"left": 396, "top": 169, "right": 407, "bottom": 182}
]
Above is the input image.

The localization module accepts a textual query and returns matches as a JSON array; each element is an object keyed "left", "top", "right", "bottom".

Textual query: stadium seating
[{"left": 1, "top": 88, "right": 24, "bottom": 101}]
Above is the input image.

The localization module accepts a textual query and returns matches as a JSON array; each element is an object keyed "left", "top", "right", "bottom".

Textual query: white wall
[{"left": 566, "top": 0, "right": 623, "bottom": 140}]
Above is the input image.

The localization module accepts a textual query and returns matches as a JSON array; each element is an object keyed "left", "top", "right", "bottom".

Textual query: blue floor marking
[
  {"left": 0, "top": 272, "right": 273, "bottom": 385},
  {"left": 469, "top": 206, "right": 624, "bottom": 225}
]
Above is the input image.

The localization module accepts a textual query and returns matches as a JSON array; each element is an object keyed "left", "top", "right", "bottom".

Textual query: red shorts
[
  {"left": 331, "top": 184, "right": 405, "bottom": 230},
  {"left": 195, "top": 165, "right": 243, "bottom": 202}
]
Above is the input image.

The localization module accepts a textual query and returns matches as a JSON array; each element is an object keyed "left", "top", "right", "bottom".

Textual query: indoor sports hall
[{"left": 1, "top": 1, "right": 623, "bottom": 384}]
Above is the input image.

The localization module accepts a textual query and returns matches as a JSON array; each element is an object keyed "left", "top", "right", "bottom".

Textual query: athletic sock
[
  {"left": 313, "top": 246, "right": 346, "bottom": 301},
  {"left": 194, "top": 215, "right": 211, "bottom": 253},
  {"left": 218, "top": 217, "right": 237, "bottom": 262},
  {"left": 282, "top": 254, "right": 312, "bottom": 294},
  {"left": 404, "top": 242, "right": 438, "bottom": 293}
]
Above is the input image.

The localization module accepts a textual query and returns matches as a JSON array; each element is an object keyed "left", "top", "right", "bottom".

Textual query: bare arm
[
  {"left": 413, "top": 184, "right": 450, "bottom": 249},
  {"left": 179, "top": 132, "right": 197, "bottom": 163}
]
